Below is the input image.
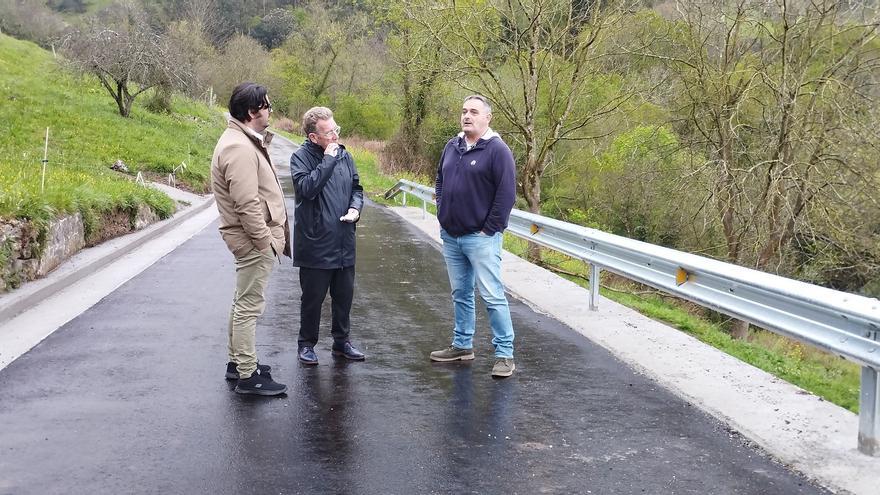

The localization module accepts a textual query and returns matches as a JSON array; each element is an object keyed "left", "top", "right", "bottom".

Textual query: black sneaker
[
  {"left": 225, "top": 362, "right": 272, "bottom": 380},
  {"left": 234, "top": 372, "right": 287, "bottom": 396}
]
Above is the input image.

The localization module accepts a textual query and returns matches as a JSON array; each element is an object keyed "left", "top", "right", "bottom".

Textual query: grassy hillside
[{"left": 0, "top": 33, "right": 221, "bottom": 229}]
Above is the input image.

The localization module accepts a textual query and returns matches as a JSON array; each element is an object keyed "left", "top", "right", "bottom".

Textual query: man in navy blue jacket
[
  {"left": 430, "top": 95, "right": 517, "bottom": 378},
  {"left": 290, "top": 106, "right": 365, "bottom": 365}
]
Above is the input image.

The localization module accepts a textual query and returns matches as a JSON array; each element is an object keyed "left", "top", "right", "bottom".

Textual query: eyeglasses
[
  {"left": 316, "top": 126, "right": 341, "bottom": 138},
  {"left": 259, "top": 101, "right": 273, "bottom": 113}
]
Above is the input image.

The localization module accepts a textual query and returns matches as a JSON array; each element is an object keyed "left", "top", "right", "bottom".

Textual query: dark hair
[{"left": 228, "top": 82, "right": 268, "bottom": 123}]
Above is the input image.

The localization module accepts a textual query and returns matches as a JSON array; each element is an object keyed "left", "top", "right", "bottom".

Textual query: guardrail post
[
  {"left": 421, "top": 198, "right": 427, "bottom": 219},
  {"left": 402, "top": 191, "right": 407, "bottom": 206},
  {"left": 859, "top": 365, "right": 880, "bottom": 456},
  {"left": 589, "top": 264, "right": 600, "bottom": 311}
]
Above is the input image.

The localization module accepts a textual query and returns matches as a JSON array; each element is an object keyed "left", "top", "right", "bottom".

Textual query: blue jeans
[{"left": 440, "top": 229, "right": 515, "bottom": 358}]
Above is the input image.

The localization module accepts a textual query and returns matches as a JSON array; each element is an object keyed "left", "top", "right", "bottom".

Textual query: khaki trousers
[{"left": 227, "top": 248, "right": 276, "bottom": 379}]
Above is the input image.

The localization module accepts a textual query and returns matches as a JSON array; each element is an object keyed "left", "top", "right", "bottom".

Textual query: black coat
[{"left": 290, "top": 141, "right": 364, "bottom": 269}]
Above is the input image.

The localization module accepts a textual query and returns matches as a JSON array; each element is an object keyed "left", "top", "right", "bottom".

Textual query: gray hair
[
  {"left": 302, "top": 106, "right": 334, "bottom": 136},
  {"left": 463, "top": 95, "right": 492, "bottom": 114}
]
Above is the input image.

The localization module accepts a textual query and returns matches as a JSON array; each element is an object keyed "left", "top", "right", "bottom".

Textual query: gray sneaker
[
  {"left": 491, "top": 358, "right": 515, "bottom": 377},
  {"left": 430, "top": 345, "right": 475, "bottom": 362}
]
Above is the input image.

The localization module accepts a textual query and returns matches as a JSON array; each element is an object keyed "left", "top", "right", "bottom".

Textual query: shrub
[
  {"left": 273, "top": 117, "right": 297, "bottom": 134},
  {"left": 0, "top": 0, "right": 67, "bottom": 48},
  {"left": 334, "top": 94, "right": 398, "bottom": 140},
  {"left": 144, "top": 86, "right": 174, "bottom": 114}
]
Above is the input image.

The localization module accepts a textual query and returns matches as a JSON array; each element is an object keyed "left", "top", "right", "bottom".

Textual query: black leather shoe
[
  {"left": 298, "top": 346, "right": 318, "bottom": 365},
  {"left": 225, "top": 362, "right": 271, "bottom": 380},
  {"left": 332, "top": 342, "right": 365, "bottom": 361}
]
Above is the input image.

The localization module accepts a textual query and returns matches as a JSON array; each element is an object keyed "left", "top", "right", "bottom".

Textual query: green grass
[
  {"left": 0, "top": 34, "right": 222, "bottom": 230},
  {"left": 349, "top": 148, "right": 399, "bottom": 200},
  {"left": 269, "top": 125, "right": 301, "bottom": 144},
  {"left": 0, "top": 163, "right": 176, "bottom": 238}
]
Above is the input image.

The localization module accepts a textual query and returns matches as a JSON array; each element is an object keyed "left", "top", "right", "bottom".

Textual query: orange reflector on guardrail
[{"left": 676, "top": 268, "right": 690, "bottom": 286}]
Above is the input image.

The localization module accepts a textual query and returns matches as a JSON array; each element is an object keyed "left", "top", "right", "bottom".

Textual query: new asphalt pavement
[{"left": 0, "top": 137, "right": 834, "bottom": 494}]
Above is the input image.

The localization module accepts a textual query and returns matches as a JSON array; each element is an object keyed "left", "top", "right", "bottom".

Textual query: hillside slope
[
  {"left": 0, "top": 33, "right": 222, "bottom": 290},
  {"left": 0, "top": 34, "right": 221, "bottom": 220}
]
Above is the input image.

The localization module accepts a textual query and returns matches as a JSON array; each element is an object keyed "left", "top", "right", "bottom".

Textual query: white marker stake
[{"left": 41, "top": 127, "right": 49, "bottom": 194}]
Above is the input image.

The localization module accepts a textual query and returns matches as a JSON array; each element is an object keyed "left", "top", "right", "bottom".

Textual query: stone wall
[
  {"left": 37, "top": 213, "right": 86, "bottom": 277},
  {"left": 0, "top": 218, "right": 41, "bottom": 292},
  {"left": 0, "top": 207, "right": 161, "bottom": 293},
  {"left": 134, "top": 204, "right": 159, "bottom": 231}
]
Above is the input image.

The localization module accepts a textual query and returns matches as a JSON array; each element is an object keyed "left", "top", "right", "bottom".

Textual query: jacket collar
[
  {"left": 228, "top": 117, "right": 274, "bottom": 148},
  {"left": 457, "top": 128, "right": 500, "bottom": 150}
]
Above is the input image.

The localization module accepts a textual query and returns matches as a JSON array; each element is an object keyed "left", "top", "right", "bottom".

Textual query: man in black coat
[{"left": 290, "top": 106, "right": 365, "bottom": 364}]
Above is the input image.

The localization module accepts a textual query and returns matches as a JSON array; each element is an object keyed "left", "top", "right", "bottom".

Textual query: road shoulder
[{"left": 0, "top": 184, "right": 217, "bottom": 369}]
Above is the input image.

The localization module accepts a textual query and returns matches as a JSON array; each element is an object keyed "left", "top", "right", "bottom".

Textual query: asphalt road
[{"left": 0, "top": 137, "right": 828, "bottom": 495}]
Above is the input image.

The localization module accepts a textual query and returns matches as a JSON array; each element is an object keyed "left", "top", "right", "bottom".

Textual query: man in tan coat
[{"left": 211, "top": 82, "right": 290, "bottom": 396}]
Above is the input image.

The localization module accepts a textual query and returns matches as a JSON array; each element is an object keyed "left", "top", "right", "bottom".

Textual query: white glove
[
  {"left": 324, "top": 143, "right": 340, "bottom": 157},
  {"left": 340, "top": 208, "right": 360, "bottom": 223}
]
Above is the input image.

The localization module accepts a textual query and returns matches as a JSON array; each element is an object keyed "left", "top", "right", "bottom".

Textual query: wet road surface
[{"left": 0, "top": 139, "right": 828, "bottom": 494}]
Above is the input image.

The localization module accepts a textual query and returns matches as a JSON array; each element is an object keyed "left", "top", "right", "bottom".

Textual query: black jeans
[{"left": 298, "top": 266, "right": 355, "bottom": 348}]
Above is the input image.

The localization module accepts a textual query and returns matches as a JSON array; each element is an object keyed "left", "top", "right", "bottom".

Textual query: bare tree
[
  {"left": 206, "top": 34, "right": 273, "bottom": 105},
  {"left": 180, "top": 0, "right": 219, "bottom": 38},
  {"left": 166, "top": 18, "right": 217, "bottom": 100},
  {"left": 634, "top": 0, "right": 880, "bottom": 337},
  {"left": 61, "top": 3, "right": 193, "bottom": 117},
  {"left": 404, "top": 0, "right": 636, "bottom": 220}
]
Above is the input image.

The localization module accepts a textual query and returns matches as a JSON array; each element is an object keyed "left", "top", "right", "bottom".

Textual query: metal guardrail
[{"left": 384, "top": 178, "right": 880, "bottom": 456}]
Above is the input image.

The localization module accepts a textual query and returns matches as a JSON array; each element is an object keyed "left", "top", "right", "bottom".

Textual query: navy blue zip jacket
[
  {"left": 435, "top": 129, "right": 516, "bottom": 237},
  {"left": 290, "top": 140, "right": 364, "bottom": 269}
]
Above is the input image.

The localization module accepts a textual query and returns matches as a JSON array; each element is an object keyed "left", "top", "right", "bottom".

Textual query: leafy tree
[
  {"left": 47, "top": 0, "right": 86, "bottom": 14},
  {"left": 206, "top": 34, "right": 275, "bottom": 107},
  {"left": 379, "top": 0, "right": 450, "bottom": 174},
  {"left": 204, "top": 0, "right": 300, "bottom": 44},
  {"left": 250, "top": 8, "right": 297, "bottom": 49},
  {"left": 581, "top": 125, "right": 693, "bottom": 245},
  {"left": 272, "top": 3, "right": 392, "bottom": 121},
  {"left": 632, "top": 0, "right": 880, "bottom": 337},
  {"left": 335, "top": 93, "right": 398, "bottom": 139}
]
